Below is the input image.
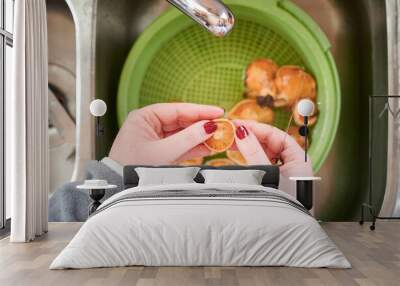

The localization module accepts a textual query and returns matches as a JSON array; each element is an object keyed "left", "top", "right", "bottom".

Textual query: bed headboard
[{"left": 123, "top": 165, "right": 280, "bottom": 189}]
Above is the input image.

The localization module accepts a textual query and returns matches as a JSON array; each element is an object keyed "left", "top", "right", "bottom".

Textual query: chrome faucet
[{"left": 167, "top": 0, "right": 235, "bottom": 37}]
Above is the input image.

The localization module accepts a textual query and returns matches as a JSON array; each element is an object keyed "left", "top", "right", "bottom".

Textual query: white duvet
[{"left": 50, "top": 183, "right": 350, "bottom": 269}]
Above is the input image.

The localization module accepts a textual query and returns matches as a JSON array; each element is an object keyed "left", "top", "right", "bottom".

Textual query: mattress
[{"left": 50, "top": 183, "right": 350, "bottom": 269}]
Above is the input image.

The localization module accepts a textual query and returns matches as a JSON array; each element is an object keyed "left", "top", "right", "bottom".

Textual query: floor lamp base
[{"left": 359, "top": 203, "right": 400, "bottom": 231}]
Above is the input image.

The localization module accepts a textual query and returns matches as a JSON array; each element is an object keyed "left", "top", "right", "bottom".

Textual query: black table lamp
[
  {"left": 290, "top": 99, "right": 320, "bottom": 212},
  {"left": 89, "top": 99, "right": 107, "bottom": 136},
  {"left": 297, "top": 99, "right": 315, "bottom": 162},
  {"left": 85, "top": 100, "right": 109, "bottom": 215}
]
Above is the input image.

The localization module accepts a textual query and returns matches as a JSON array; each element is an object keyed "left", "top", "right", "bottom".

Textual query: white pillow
[
  {"left": 200, "top": 169, "right": 266, "bottom": 185},
  {"left": 135, "top": 167, "right": 200, "bottom": 186}
]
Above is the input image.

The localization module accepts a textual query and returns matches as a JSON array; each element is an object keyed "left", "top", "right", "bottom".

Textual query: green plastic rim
[{"left": 117, "top": 0, "right": 341, "bottom": 172}]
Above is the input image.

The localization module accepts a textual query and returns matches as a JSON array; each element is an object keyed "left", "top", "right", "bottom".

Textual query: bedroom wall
[
  {"left": 91, "top": 0, "right": 388, "bottom": 221},
  {"left": 45, "top": 0, "right": 388, "bottom": 221}
]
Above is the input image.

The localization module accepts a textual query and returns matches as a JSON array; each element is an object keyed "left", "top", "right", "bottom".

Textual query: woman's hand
[
  {"left": 232, "top": 119, "right": 313, "bottom": 177},
  {"left": 109, "top": 103, "right": 224, "bottom": 165}
]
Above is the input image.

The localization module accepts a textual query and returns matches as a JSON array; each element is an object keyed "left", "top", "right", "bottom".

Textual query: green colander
[{"left": 117, "top": 0, "right": 341, "bottom": 172}]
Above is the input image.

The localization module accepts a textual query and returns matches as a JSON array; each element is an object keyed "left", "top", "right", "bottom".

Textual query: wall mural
[
  {"left": 47, "top": 0, "right": 389, "bottom": 221},
  {"left": 116, "top": 2, "right": 340, "bottom": 173}
]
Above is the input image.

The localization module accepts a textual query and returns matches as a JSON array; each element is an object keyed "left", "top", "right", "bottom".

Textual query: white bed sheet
[{"left": 50, "top": 183, "right": 350, "bottom": 269}]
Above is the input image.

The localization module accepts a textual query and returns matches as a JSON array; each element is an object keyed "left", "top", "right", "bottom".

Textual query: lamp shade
[
  {"left": 89, "top": 99, "right": 107, "bottom": 117},
  {"left": 297, "top": 99, "right": 315, "bottom": 117}
]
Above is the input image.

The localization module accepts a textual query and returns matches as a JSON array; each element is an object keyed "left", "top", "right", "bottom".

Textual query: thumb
[
  {"left": 235, "top": 125, "right": 271, "bottom": 165},
  {"left": 156, "top": 120, "right": 217, "bottom": 163}
]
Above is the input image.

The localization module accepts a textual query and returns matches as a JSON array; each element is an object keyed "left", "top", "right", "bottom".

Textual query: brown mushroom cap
[
  {"left": 228, "top": 99, "right": 275, "bottom": 124},
  {"left": 178, "top": 157, "right": 204, "bottom": 166},
  {"left": 245, "top": 58, "right": 279, "bottom": 98},
  {"left": 292, "top": 100, "right": 318, "bottom": 126},
  {"left": 206, "top": 158, "right": 235, "bottom": 167},
  {"left": 275, "top": 66, "right": 317, "bottom": 108}
]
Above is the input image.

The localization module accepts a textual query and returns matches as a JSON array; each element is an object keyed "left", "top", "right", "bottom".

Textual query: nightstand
[
  {"left": 77, "top": 180, "right": 117, "bottom": 215},
  {"left": 289, "top": 177, "right": 321, "bottom": 210}
]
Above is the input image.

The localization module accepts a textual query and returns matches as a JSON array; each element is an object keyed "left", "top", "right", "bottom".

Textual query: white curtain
[
  {"left": 7, "top": 0, "right": 49, "bottom": 242},
  {"left": 380, "top": 0, "right": 400, "bottom": 217}
]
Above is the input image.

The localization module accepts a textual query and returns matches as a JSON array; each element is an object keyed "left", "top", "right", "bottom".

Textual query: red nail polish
[
  {"left": 236, "top": 125, "right": 249, "bottom": 140},
  {"left": 204, "top": 121, "right": 217, "bottom": 134}
]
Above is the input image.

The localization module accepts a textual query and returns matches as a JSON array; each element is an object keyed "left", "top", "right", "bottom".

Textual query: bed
[{"left": 50, "top": 165, "right": 350, "bottom": 269}]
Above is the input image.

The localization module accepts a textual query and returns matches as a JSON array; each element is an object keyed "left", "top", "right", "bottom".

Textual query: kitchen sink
[{"left": 46, "top": 0, "right": 388, "bottom": 220}]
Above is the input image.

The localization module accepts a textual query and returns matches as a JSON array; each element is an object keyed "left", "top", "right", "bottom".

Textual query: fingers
[
  {"left": 232, "top": 119, "right": 289, "bottom": 151},
  {"left": 232, "top": 119, "right": 304, "bottom": 163},
  {"left": 229, "top": 142, "right": 239, "bottom": 151},
  {"left": 233, "top": 119, "right": 313, "bottom": 176},
  {"left": 141, "top": 103, "right": 224, "bottom": 133},
  {"left": 176, "top": 145, "right": 212, "bottom": 162},
  {"left": 155, "top": 120, "right": 217, "bottom": 163},
  {"left": 234, "top": 125, "right": 271, "bottom": 165}
]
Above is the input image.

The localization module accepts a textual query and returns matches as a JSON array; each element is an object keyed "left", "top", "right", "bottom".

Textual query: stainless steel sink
[
  {"left": 47, "top": 0, "right": 388, "bottom": 220},
  {"left": 46, "top": 0, "right": 76, "bottom": 194}
]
